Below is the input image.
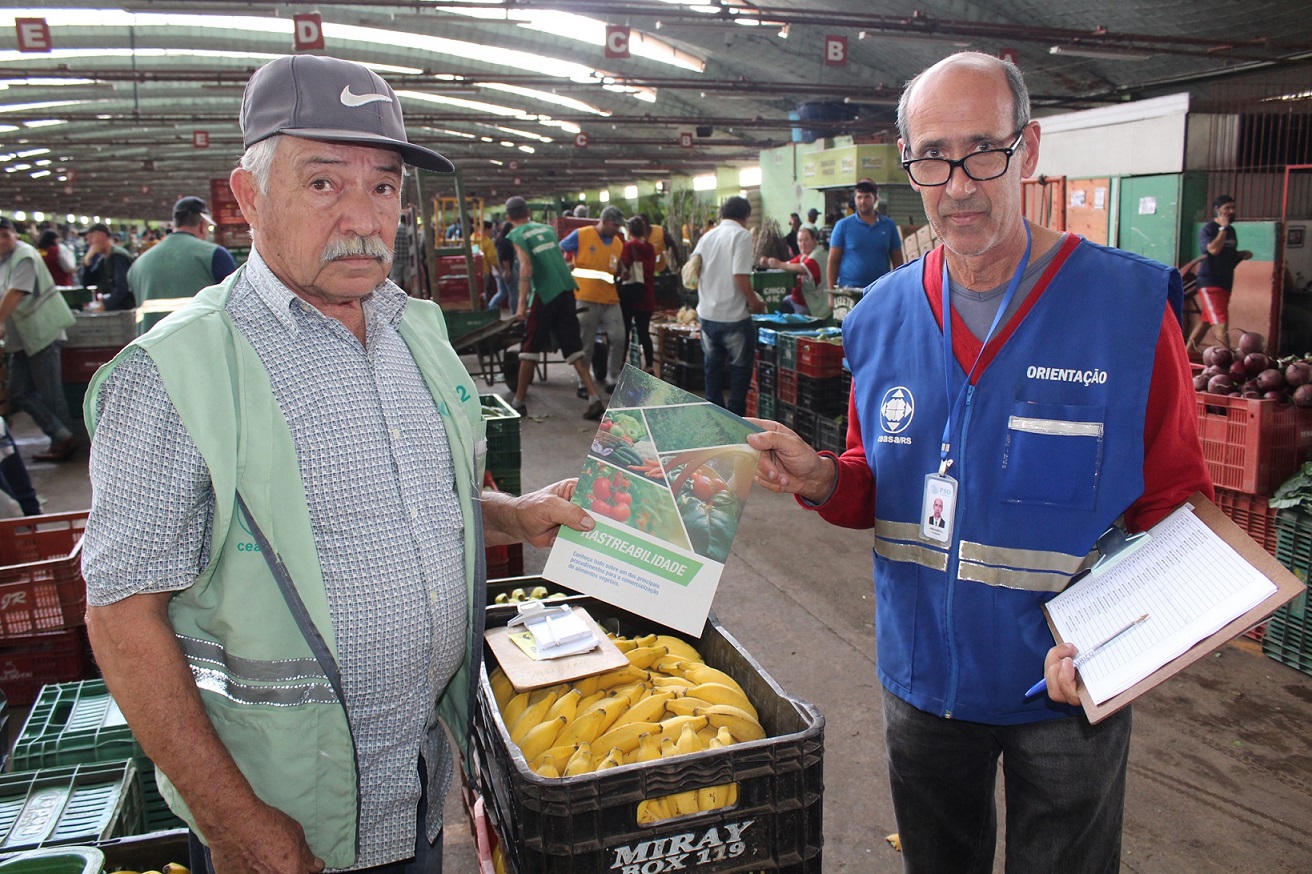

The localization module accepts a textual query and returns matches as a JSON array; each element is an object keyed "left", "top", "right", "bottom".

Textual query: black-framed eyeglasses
[{"left": 900, "top": 130, "right": 1026, "bottom": 187}]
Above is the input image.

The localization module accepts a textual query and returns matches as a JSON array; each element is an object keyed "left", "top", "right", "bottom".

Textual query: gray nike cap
[{"left": 241, "top": 55, "right": 454, "bottom": 173}]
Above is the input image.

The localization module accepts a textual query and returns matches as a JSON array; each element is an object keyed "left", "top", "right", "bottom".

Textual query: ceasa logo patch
[
  {"left": 878, "top": 386, "right": 914, "bottom": 445},
  {"left": 608, "top": 819, "right": 757, "bottom": 872},
  {"left": 235, "top": 510, "right": 262, "bottom": 553}
]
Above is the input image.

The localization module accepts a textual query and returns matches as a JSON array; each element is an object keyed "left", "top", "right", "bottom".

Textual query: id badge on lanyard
[{"left": 932, "top": 224, "right": 1032, "bottom": 542}]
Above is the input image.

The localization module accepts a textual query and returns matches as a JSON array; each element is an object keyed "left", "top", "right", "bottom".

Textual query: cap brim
[{"left": 280, "top": 128, "right": 455, "bottom": 173}]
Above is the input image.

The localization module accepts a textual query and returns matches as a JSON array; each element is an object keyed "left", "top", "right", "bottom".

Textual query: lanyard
[{"left": 937, "top": 222, "right": 1032, "bottom": 475}]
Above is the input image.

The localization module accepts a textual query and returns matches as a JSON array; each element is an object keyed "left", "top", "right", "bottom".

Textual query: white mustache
[{"left": 322, "top": 236, "right": 393, "bottom": 264}]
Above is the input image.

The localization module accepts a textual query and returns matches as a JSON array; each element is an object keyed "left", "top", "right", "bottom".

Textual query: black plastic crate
[
  {"left": 676, "top": 335, "right": 704, "bottom": 367},
  {"left": 795, "top": 375, "right": 846, "bottom": 417},
  {"left": 814, "top": 415, "right": 847, "bottom": 455},
  {"left": 792, "top": 408, "right": 817, "bottom": 446},
  {"left": 756, "top": 362, "right": 776, "bottom": 398},
  {"left": 756, "top": 344, "right": 776, "bottom": 366},
  {"left": 472, "top": 594, "right": 824, "bottom": 874},
  {"left": 776, "top": 402, "right": 798, "bottom": 433}
]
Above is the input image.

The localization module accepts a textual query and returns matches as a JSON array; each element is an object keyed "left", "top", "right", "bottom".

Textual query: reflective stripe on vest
[
  {"left": 571, "top": 267, "right": 615, "bottom": 284},
  {"left": 136, "top": 298, "right": 192, "bottom": 320},
  {"left": 873, "top": 518, "right": 1092, "bottom": 589},
  {"left": 177, "top": 633, "right": 338, "bottom": 706}
]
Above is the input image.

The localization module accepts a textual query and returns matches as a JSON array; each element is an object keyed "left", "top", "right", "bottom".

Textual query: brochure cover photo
[{"left": 543, "top": 364, "right": 763, "bottom": 636}]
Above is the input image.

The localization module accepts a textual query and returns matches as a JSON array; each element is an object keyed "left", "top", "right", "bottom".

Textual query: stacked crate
[
  {"left": 0, "top": 513, "right": 97, "bottom": 708},
  {"left": 1194, "top": 394, "right": 1312, "bottom": 641},
  {"left": 10, "top": 679, "right": 185, "bottom": 835},
  {"left": 774, "top": 331, "right": 845, "bottom": 448},
  {"left": 62, "top": 310, "right": 137, "bottom": 436},
  {"left": 481, "top": 395, "right": 524, "bottom": 578},
  {"left": 0, "top": 760, "right": 144, "bottom": 850},
  {"left": 1265, "top": 511, "right": 1312, "bottom": 671},
  {"left": 654, "top": 324, "right": 702, "bottom": 393}
]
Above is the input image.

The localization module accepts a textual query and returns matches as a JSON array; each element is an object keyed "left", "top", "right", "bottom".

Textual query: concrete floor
[{"left": 23, "top": 352, "right": 1312, "bottom": 873}]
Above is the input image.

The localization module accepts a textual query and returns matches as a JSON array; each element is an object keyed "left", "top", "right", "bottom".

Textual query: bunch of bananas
[
  {"left": 487, "top": 631, "right": 766, "bottom": 822},
  {"left": 493, "top": 585, "right": 568, "bottom": 604}
]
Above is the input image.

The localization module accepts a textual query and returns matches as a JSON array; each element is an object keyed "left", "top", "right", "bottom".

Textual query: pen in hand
[{"left": 1024, "top": 613, "right": 1150, "bottom": 700}]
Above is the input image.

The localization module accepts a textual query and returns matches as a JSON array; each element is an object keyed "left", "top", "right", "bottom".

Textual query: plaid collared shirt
[{"left": 83, "top": 250, "right": 468, "bottom": 867}]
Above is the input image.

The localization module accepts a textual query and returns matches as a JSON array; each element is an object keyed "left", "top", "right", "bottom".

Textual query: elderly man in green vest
[
  {"left": 81, "top": 55, "right": 594, "bottom": 874},
  {"left": 0, "top": 215, "right": 79, "bottom": 462},
  {"left": 128, "top": 196, "right": 238, "bottom": 335}
]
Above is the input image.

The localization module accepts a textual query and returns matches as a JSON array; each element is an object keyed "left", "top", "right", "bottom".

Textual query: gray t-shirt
[{"left": 948, "top": 240, "right": 1063, "bottom": 340}]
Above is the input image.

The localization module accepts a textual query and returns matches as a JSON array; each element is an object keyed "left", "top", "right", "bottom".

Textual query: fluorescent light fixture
[
  {"left": 739, "top": 166, "right": 762, "bottom": 187},
  {"left": 624, "top": 185, "right": 639, "bottom": 199},
  {"left": 778, "top": 24, "right": 790, "bottom": 39},
  {"left": 32, "top": 211, "right": 43, "bottom": 221},
  {"left": 16, "top": 148, "right": 48, "bottom": 158},
  {"left": 599, "top": 191, "right": 610, "bottom": 203},
  {"left": 24, "top": 120, "right": 67, "bottom": 128},
  {"left": 65, "top": 214, "right": 75, "bottom": 223},
  {"left": 0, "top": 100, "right": 83, "bottom": 115},
  {"left": 1048, "top": 45, "right": 1151, "bottom": 61},
  {"left": 12, "top": 211, "right": 26, "bottom": 221},
  {"left": 692, "top": 174, "right": 717, "bottom": 191},
  {"left": 29, "top": 170, "right": 49, "bottom": 178},
  {"left": 578, "top": 193, "right": 586, "bottom": 201}
]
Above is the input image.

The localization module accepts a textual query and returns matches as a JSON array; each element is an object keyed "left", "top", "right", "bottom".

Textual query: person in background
[
  {"left": 620, "top": 215, "right": 657, "bottom": 374},
  {"left": 80, "top": 54, "right": 594, "bottom": 874},
  {"left": 78, "top": 222, "right": 135, "bottom": 310},
  {"left": 692, "top": 196, "right": 765, "bottom": 415},
  {"left": 766, "top": 225, "right": 822, "bottom": 315},
  {"left": 37, "top": 229, "right": 76, "bottom": 286},
  {"left": 560, "top": 206, "right": 626, "bottom": 394},
  {"left": 505, "top": 196, "right": 605, "bottom": 420},
  {"left": 827, "top": 178, "right": 904, "bottom": 291},
  {"left": 801, "top": 207, "right": 821, "bottom": 235},
  {"left": 1186, "top": 194, "right": 1253, "bottom": 354},
  {"left": 785, "top": 212, "right": 802, "bottom": 258},
  {"left": 128, "top": 196, "right": 237, "bottom": 335},
  {"left": 388, "top": 213, "right": 416, "bottom": 293},
  {"left": 647, "top": 215, "right": 675, "bottom": 276},
  {"left": 748, "top": 51, "right": 1210, "bottom": 873},
  {"left": 489, "top": 220, "right": 516, "bottom": 310},
  {"left": 0, "top": 216, "right": 79, "bottom": 462},
  {"left": 477, "top": 220, "right": 499, "bottom": 307}
]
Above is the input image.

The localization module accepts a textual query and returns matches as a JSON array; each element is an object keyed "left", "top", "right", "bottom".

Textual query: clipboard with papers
[{"left": 1041, "top": 492, "right": 1304, "bottom": 724}]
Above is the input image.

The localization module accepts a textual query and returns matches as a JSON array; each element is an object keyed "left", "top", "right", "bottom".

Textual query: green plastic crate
[
  {"left": 11, "top": 682, "right": 183, "bottom": 835},
  {"left": 444, "top": 308, "right": 499, "bottom": 343},
  {"left": 0, "top": 761, "right": 143, "bottom": 851},
  {"left": 480, "top": 395, "right": 521, "bottom": 456},
  {"left": 12, "top": 682, "right": 141, "bottom": 772},
  {"left": 0, "top": 846, "right": 103, "bottom": 874}
]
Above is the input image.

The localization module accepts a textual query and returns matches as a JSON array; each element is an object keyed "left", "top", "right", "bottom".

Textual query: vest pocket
[{"left": 1000, "top": 401, "right": 1104, "bottom": 510}]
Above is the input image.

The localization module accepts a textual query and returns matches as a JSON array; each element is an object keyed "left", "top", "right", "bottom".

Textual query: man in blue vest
[
  {"left": 128, "top": 196, "right": 238, "bottom": 335},
  {"left": 82, "top": 55, "right": 593, "bottom": 874},
  {"left": 749, "top": 52, "right": 1210, "bottom": 873}
]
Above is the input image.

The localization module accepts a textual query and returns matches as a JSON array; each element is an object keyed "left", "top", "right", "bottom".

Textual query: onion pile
[{"left": 1194, "top": 332, "right": 1312, "bottom": 408}]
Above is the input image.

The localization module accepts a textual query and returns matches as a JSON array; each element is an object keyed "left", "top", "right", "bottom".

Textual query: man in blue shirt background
[{"left": 826, "top": 178, "right": 904, "bottom": 290}]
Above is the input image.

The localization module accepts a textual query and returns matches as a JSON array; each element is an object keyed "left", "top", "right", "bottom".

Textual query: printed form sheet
[{"left": 1045, "top": 504, "right": 1276, "bottom": 704}]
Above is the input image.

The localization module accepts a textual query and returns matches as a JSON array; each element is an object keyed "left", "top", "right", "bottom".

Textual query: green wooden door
[{"left": 1117, "top": 174, "right": 1181, "bottom": 265}]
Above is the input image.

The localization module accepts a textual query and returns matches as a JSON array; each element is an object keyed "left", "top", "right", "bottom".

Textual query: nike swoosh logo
[{"left": 339, "top": 86, "right": 392, "bottom": 108}]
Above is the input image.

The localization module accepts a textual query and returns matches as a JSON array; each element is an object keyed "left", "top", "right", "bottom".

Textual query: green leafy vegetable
[{"left": 1270, "top": 461, "right": 1312, "bottom": 510}]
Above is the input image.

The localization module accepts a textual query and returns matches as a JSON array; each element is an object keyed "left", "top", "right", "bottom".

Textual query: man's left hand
[
  {"left": 484, "top": 479, "right": 595, "bottom": 548},
  {"left": 1042, "top": 642, "right": 1080, "bottom": 705}
]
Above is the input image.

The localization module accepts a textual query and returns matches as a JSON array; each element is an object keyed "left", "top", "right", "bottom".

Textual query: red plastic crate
[
  {"left": 0, "top": 626, "right": 96, "bottom": 707},
  {"left": 61, "top": 346, "right": 120, "bottom": 383},
  {"left": 0, "top": 511, "right": 89, "bottom": 638},
  {"left": 1213, "top": 488, "right": 1279, "bottom": 556},
  {"left": 1194, "top": 394, "right": 1312, "bottom": 494},
  {"left": 796, "top": 336, "right": 844, "bottom": 378},
  {"left": 778, "top": 367, "right": 799, "bottom": 406}
]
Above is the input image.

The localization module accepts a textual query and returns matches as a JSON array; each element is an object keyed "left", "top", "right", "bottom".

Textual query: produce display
[
  {"left": 1193, "top": 333, "right": 1312, "bottom": 406},
  {"left": 487, "top": 631, "right": 766, "bottom": 822},
  {"left": 110, "top": 864, "right": 190, "bottom": 874}
]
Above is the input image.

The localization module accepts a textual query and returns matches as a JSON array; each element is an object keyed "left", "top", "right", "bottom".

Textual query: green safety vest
[
  {"left": 127, "top": 232, "right": 223, "bottom": 335},
  {"left": 85, "top": 268, "right": 488, "bottom": 867},
  {"left": 3, "top": 241, "right": 75, "bottom": 355}
]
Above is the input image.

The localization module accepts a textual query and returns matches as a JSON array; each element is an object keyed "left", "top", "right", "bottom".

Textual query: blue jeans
[
  {"left": 8, "top": 343, "right": 73, "bottom": 443},
  {"left": 883, "top": 690, "right": 1130, "bottom": 874},
  {"left": 700, "top": 317, "right": 755, "bottom": 415}
]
